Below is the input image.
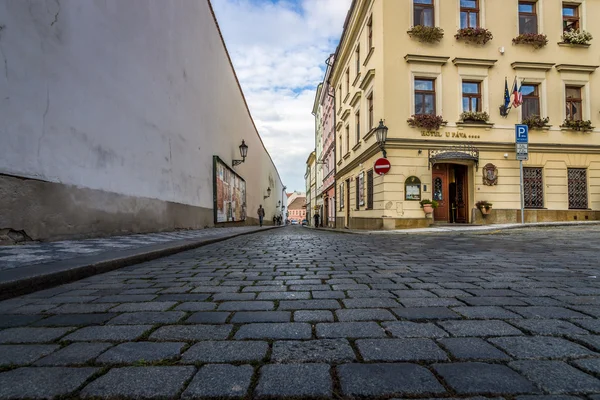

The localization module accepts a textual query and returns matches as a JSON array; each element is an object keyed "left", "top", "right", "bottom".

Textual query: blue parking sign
[{"left": 516, "top": 124, "right": 528, "bottom": 143}]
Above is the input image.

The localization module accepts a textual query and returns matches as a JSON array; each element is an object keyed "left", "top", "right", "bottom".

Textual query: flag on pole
[
  {"left": 512, "top": 78, "right": 523, "bottom": 107},
  {"left": 503, "top": 77, "right": 511, "bottom": 109}
]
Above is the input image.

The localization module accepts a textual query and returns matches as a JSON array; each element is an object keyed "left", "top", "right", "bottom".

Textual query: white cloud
[{"left": 211, "top": 0, "right": 351, "bottom": 191}]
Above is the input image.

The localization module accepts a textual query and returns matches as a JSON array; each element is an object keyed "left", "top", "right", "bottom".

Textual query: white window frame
[
  {"left": 517, "top": 77, "right": 547, "bottom": 121},
  {"left": 410, "top": 71, "right": 442, "bottom": 117},
  {"left": 457, "top": 0, "right": 486, "bottom": 29},
  {"left": 459, "top": 75, "right": 489, "bottom": 115},
  {"left": 562, "top": 80, "right": 590, "bottom": 121},
  {"left": 410, "top": 0, "right": 440, "bottom": 27}
]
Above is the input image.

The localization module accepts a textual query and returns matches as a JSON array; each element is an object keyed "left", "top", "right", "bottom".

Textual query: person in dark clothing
[
  {"left": 257, "top": 205, "right": 265, "bottom": 227},
  {"left": 313, "top": 213, "right": 320, "bottom": 228}
]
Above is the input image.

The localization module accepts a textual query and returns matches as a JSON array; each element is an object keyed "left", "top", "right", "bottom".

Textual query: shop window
[
  {"left": 522, "top": 84, "right": 540, "bottom": 119},
  {"left": 367, "top": 170, "right": 374, "bottom": 209},
  {"left": 460, "top": 0, "right": 479, "bottom": 29},
  {"left": 414, "top": 0, "right": 434, "bottom": 27},
  {"left": 563, "top": 3, "right": 580, "bottom": 32},
  {"left": 414, "top": 78, "right": 436, "bottom": 115},
  {"left": 566, "top": 86, "right": 582, "bottom": 121},
  {"left": 462, "top": 81, "right": 481, "bottom": 112},
  {"left": 568, "top": 168, "right": 588, "bottom": 209},
  {"left": 524, "top": 167, "right": 544, "bottom": 208},
  {"left": 405, "top": 176, "right": 422, "bottom": 201},
  {"left": 519, "top": 1, "right": 538, "bottom": 34}
]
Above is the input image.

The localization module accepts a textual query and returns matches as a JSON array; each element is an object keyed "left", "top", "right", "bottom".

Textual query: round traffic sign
[{"left": 374, "top": 158, "right": 391, "bottom": 175}]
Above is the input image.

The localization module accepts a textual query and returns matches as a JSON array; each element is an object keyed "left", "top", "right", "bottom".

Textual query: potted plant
[
  {"left": 562, "top": 29, "right": 593, "bottom": 45},
  {"left": 407, "top": 25, "right": 444, "bottom": 43},
  {"left": 522, "top": 115, "right": 550, "bottom": 130},
  {"left": 561, "top": 119, "right": 594, "bottom": 132},
  {"left": 420, "top": 199, "right": 438, "bottom": 214},
  {"left": 512, "top": 33, "right": 548, "bottom": 49},
  {"left": 476, "top": 200, "right": 493, "bottom": 215},
  {"left": 455, "top": 27, "right": 493, "bottom": 45},
  {"left": 460, "top": 111, "right": 490, "bottom": 123},
  {"left": 407, "top": 114, "right": 447, "bottom": 131}
]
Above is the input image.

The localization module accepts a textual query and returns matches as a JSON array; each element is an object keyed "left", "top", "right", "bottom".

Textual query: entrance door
[
  {"left": 455, "top": 165, "right": 468, "bottom": 223},
  {"left": 345, "top": 179, "right": 350, "bottom": 227},
  {"left": 432, "top": 165, "right": 448, "bottom": 222}
]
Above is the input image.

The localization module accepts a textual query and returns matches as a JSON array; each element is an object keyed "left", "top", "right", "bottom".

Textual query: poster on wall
[{"left": 213, "top": 156, "right": 247, "bottom": 223}]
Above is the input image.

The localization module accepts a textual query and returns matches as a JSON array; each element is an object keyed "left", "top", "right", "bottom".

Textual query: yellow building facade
[{"left": 332, "top": 0, "right": 600, "bottom": 229}]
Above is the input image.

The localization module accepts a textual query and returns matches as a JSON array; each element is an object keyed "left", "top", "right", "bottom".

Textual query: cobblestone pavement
[
  {"left": 0, "top": 227, "right": 272, "bottom": 271},
  {"left": 1, "top": 225, "right": 600, "bottom": 399}
]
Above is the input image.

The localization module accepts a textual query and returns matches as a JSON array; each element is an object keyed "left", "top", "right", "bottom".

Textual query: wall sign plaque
[{"left": 482, "top": 163, "right": 498, "bottom": 186}]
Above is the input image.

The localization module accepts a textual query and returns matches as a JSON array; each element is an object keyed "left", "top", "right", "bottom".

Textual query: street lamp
[
  {"left": 375, "top": 119, "right": 388, "bottom": 158},
  {"left": 277, "top": 200, "right": 281, "bottom": 208},
  {"left": 264, "top": 187, "right": 271, "bottom": 199},
  {"left": 232, "top": 140, "right": 249, "bottom": 166}
]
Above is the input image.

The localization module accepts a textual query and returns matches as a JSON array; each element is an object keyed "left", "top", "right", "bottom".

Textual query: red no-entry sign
[{"left": 374, "top": 158, "right": 391, "bottom": 175}]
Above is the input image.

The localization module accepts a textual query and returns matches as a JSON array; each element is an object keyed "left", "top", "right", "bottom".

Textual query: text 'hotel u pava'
[{"left": 307, "top": 0, "right": 600, "bottom": 230}]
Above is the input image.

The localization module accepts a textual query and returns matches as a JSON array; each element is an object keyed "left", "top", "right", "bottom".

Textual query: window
[
  {"left": 367, "top": 94, "right": 374, "bottom": 130},
  {"left": 414, "top": 78, "right": 436, "bottom": 115},
  {"left": 462, "top": 81, "right": 481, "bottom": 112},
  {"left": 355, "top": 45, "right": 360, "bottom": 76},
  {"left": 339, "top": 134, "right": 342, "bottom": 159},
  {"left": 563, "top": 3, "right": 580, "bottom": 32},
  {"left": 568, "top": 168, "right": 588, "bottom": 209},
  {"left": 524, "top": 167, "right": 544, "bottom": 208},
  {"left": 522, "top": 84, "right": 540, "bottom": 119},
  {"left": 366, "top": 170, "right": 374, "bottom": 209},
  {"left": 345, "top": 126, "right": 350, "bottom": 154},
  {"left": 367, "top": 16, "right": 373, "bottom": 49},
  {"left": 566, "top": 86, "right": 582, "bottom": 121},
  {"left": 338, "top": 85, "right": 342, "bottom": 107},
  {"left": 355, "top": 176, "right": 360, "bottom": 210},
  {"left": 460, "top": 0, "right": 479, "bottom": 28},
  {"left": 345, "top": 69, "right": 350, "bottom": 93},
  {"left": 340, "top": 182, "right": 344, "bottom": 209},
  {"left": 355, "top": 111, "right": 360, "bottom": 144},
  {"left": 519, "top": 1, "right": 538, "bottom": 34},
  {"left": 414, "top": 0, "right": 434, "bottom": 27}
]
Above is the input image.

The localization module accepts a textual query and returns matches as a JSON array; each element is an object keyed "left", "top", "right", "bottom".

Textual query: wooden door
[
  {"left": 455, "top": 165, "right": 468, "bottom": 223},
  {"left": 432, "top": 164, "right": 448, "bottom": 221}
]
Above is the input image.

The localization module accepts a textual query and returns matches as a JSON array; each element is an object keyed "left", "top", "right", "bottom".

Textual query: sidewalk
[{"left": 0, "top": 226, "right": 278, "bottom": 300}]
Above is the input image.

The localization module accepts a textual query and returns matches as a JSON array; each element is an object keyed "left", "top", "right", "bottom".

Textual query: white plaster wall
[{"left": 0, "top": 0, "right": 283, "bottom": 215}]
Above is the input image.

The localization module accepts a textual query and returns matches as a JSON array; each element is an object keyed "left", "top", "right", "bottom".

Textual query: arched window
[{"left": 405, "top": 176, "right": 422, "bottom": 201}]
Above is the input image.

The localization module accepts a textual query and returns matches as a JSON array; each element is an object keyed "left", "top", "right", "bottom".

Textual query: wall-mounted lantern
[
  {"left": 232, "top": 140, "right": 249, "bottom": 166},
  {"left": 264, "top": 187, "right": 271, "bottom": 199},
  {"left": 375, "top": 119, "right": 389, "bottom": 158},
  {"left": 277, "top": 200, "right": 281, "bottom": 208}
]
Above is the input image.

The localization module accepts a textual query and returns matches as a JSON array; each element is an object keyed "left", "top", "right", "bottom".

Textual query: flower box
[
  {"left": 407, "top": 114, "right": 447, "bottom": 131},
  {"left": 560, "top": 119, "right": 594, "bottom": 132},
  {"left": 522, "top": 115, "right": 550, "bottom": 130},
  {"left": 407, "top": 26, "right": 444, "bottom": 43},
  {"left": 512, "top": 33, "right": 548, "bottom": 49},
  {"left": 562, "top": 29, "right": 593, "bottom": 45},
  {"left": 455, "top": 28, "right": 493, "bottom": 45}
]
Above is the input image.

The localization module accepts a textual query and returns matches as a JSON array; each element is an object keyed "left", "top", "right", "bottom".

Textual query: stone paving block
[
  {"left": 332, "top": 284, "right": 370, "bottom": 291},
  {"left": 518, "top": 297, "right": 566, "bottom": 306},
  {"left": 278, "top": 299, "right": 341, "bottom": 310},
  {"left": 154, "top": 294, "right": 210, "bottom": 302},
  {"left": 235, "top": 323, "right": 312, "bottom": 339},
  {"left": 96, "top": 342, "right": 185, "bottom": 364},
  {"left": 316, "top": 322, "right": 387, "bottom": 338},
  {"left": 438, "top": 338, "right": 511, "bottom": 361},
  {"left": 230, "top": 311, "right": 290, "bottom": 323},
  {"left": 569, "top": 305, "right": 600, "bottom": 317},
  {"left": 451, "top": 306, "right": 523, "bottom": 319},
  {"left": 212, "top": 292, "right": 257, "bottom": 301},
  {"left": 336, "top": 308, "right": 396, "bottom": 321},
  {"left": 186, "top": 311, "right": 230, "bottom": 324},
  {"left": 572, "top": 358, "right": 600, "bottom": 375},
  {"left": 511, "top": 360, "right": 600, "bottom": 393},
  {"left": 399, "top": 297, "right": 467, "bottom": 308},
  {"left": 507, "top": 306, "right": 591, "bottom": 319},
  {"left": 80, "top": 366, "right": 195, "bottom": 399},
  {"left": 272, "top": 339, "right": 356, "bottom": 363},
  {"left": 192, "top": 286, "right": 241, "bottom": 293},
  {"left": 434, "top": 362, "right": 539, "bottom": 394},
  {"left": 255, "top": 364, "right": 332, "bottom": 398},
  {"left": 508, "top": 319, "right": 590, "bottom": 335},
  {"left": 346, "top": 290, "right": 395, "bottom": 298},
  {"left": 294, "top": 310, "right": 334, "bottom": 322},
  {"left": 64, "top": 325, "right": 152, "bottom": 342},
  {"left": 107, "top": 311, "right": 186, "bottom": 325},
  {"left": 571, "top": 319, "right": 600, "bottom": 333},
  {"left": 489, "top": 336, "right": 597, "bottom": 359},
  {"left": 94, "top": 294, "right": 157, "bottom": 303},
  {"left": 287, "top": 279, "right": 323, "bottom": 285},
  {"left": 0, "top": 327, "right": 73, "bottom": 343},
  {"left": 289, "top": 284, "right": 331, "bottom": 291},
  {"left": 0, "top": 367, "right": 99, "bottom": 399},
  {"left": 8, "top": 304, "right": 59, "bottom": 314},
  {"left": 174, "top": 302, "right": 216, "bottom": 311},
  {"left": 438, "top": 320, "right": 524, "bottom": 337},
  {"left": 459, "top": 296, "right": 529, "bottom": 306},
  {"left": 35, "top": 343, "right": 112, "bottom": 366},
  {"left": 356, "top": 338, "right": 448, "bottom": 362},
  {"left": 48, "top": 303, "right": 119, "bottom": 314},
  {"left": 0, "top": 344, "right": 60, "bottom": 366},
  {"left": 338, "top": 363, "right": 446, "bottom": 397},
  {"left": 150, "top": 325, "right": 232, "bottom": 341},
  {"left": 0, "top": 314, "right": 43, "bottom": 328},
  {"left": 516, "top": 396, "right": 583, "bottom": 400},
  {"left": 312, "top": 291, "right": 346, "bottom": 299},
  {"left": 109, "top": 302, "right": 177, "bottom": 312},
  {"left": 182, "top": 364, "right": 253, "bottom": 398},
  {"left": 383, "top": 321, "right": 449, "bottom": 338},
  {"left": 392, "top": 307, "right": 462, "bottom": 320},
  {"left": 182, "top": 341, "right": 268, "bottom": 363},
  {"left": 342, "top": 298, "right": 400, "bottom": 308},
  {"left": 430, "top": 289, "right": 474, "bottom": 297},
  {"left": 256, "top": 291, "right": 311, "bottom": 300},
  {"left": 32, "top": 313, "right": 117, "bottom": 327},
  {"left": 466, "top": 289, "right": 524, "bottom": 297},
  {"left": 217, "top": 301, "right": 274, "bottom": 311},
  {"left": 393, "top": 289, "right": 438, "bottom": 298},
  {"left": 37, "top": 295, "right": 99, "bottom": 304}
]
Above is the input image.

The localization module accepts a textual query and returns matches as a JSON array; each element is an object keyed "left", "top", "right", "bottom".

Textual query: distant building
[{"left": 288, "top": 196, "right": 307, "bottom": 223}]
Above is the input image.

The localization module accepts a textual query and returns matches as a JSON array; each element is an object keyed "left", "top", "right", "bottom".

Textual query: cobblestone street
[{"left": 1, "top": 225, "right": 600, "bottom": 399}]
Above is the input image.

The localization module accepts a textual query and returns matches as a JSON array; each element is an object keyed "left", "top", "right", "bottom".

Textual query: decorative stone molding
[{"left": 404, "top": 54, "right": 450, "bottom": 65}]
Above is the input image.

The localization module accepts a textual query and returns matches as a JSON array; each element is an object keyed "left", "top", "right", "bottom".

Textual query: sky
[{"left": 211, "top": 0, "right": 352, "bottom": 192}]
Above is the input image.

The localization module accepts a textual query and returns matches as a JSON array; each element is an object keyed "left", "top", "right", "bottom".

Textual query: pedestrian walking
[
  {"left": 257, "top": 205, "right": 265, "bottom": 227},
  {"left": 313, "top": 212, "right": 320, "bottom": 228}
]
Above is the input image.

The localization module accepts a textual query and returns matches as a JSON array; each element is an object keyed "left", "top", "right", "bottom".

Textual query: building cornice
[
  {"left": 341, "top": 109, "right": 351, "bottom": 121},
  {"left": 555, "top": 64, "right": 600, "bottom": 73},
  {"left": 350, "top": 91, "right": 362, "bottom": 107},
  {"left": 511, "top": 62, "right": 555, "bottom": 71},
  {"left": 359, "top": 69, "right": 375, "bottom": 90},
  {"left": 452, "top": 58, "right": 497, "bottom": 68},
  {"left": 404, "top": 54, "right": 450, "bottom": 65}
]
